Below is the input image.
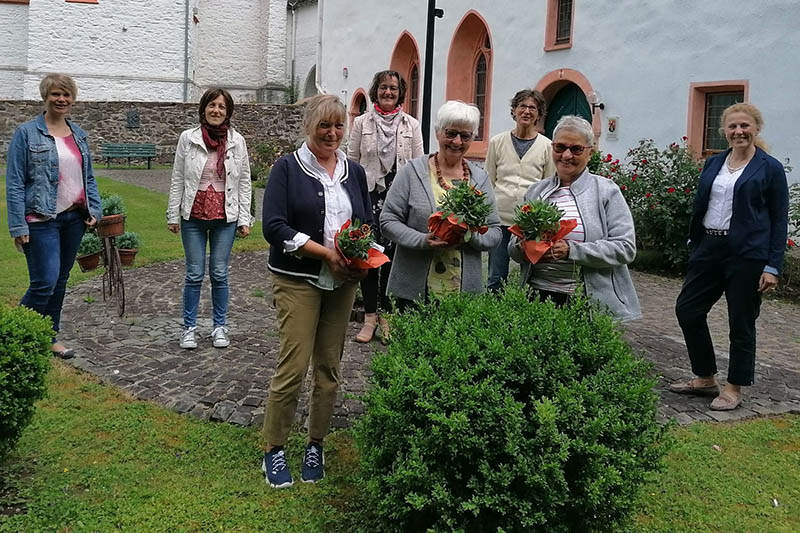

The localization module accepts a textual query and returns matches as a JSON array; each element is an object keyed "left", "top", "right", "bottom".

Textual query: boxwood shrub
[
  {"left": 355, "top": 287, "right": 669, "bottom": 533},
  {"left": 0, "top": 307, "right": 52, "bottom": 461}
]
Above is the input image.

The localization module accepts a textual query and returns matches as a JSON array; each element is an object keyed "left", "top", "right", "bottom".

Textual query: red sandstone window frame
[
  {"left": 544, "top": 0, "right": 574, "bottom": 51},
  {"left": 65, "top": 0, "right": 99, "bottom": 4},
  {"left": 686, "top": 80, "right": 749, "bottom": 159},
  {"left": 0, "top": 0, "right": 30, "bottom": 4},
  {"left": 446, "top": 10, "right": 493, "bottom": 159}
]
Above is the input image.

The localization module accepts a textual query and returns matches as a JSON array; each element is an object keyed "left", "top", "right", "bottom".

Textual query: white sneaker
[
  {"left": 211, "top": 326, "right": 230, "bottom": 348},
  {"left": 180, "top": 327, "right": 198, "bottom": 349}
]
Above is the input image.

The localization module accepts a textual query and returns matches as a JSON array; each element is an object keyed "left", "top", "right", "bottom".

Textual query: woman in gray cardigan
[
  {"left": 380, "top": 101, "right": 501, "bottom": 308},
  {"left": 508, "top": 115, "right": 641, "bottom": 322}
]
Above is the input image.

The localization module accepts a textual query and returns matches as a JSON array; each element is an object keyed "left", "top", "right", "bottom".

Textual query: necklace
[
  {"left": 726, "top": 154, "right": 748, "bottom": 173},
  {"left": 432, "top": 152, "right": 470, "bottom": 190}
]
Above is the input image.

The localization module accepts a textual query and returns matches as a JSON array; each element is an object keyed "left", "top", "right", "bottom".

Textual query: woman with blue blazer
[
  {"left": 671, "top": 103, "right": 789, "bottom": 411},
  {"left": 260, "top": 94, "right": 371, "bottom": 489}
]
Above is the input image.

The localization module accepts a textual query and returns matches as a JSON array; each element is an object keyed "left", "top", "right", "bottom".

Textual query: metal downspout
[
  {"left": 183, "top": 0, "right": 189, "bottom": 101},
  {"left": 315, "top": 0, "right": 324, "bottom": 93}
]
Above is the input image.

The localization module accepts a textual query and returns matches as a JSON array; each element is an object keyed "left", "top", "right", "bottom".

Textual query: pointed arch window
[
  {"left": 446, "top": 11, "right": 493, "bottom": 157},
  {"left": 474, "top": 54, "right": 487, "bottom": 141},
  {"left": 409, "top": 63, "right": 420, "bottom": 118}
]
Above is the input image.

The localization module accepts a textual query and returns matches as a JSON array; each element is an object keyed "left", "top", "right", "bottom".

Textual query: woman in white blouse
[{"left": 671, "top": 103, "right": 789, "bottom": 411}]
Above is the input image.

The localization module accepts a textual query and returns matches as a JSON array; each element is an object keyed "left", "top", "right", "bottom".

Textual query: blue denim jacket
[{"left": 6, "top": 113, "right": 103, "bottom": 238}]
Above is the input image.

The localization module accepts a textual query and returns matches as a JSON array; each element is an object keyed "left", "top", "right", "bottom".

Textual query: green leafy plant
[
  {"left": 336, "top": 219, "right": 373, "bottom": 260},
  {"left": 512, "top": 200, "right": 563, "bottom": 241},
  {"left": 0, "top": 307, "right": 52, "bottom": 461},
  {"left": 251, "top": 140, "right": 293, "bottom": 185},
  {"left": 101, "top": 194, "right": 126, "bottom": 216},
  {"left": 77, "top": 232, "right": 102, "bottom": 256},
  {"left": 438, "top": 180, "right": 492, "bottom": 229},
  {"left": 788, "top": 183, "right": 799, "bottom": 248},
  {"left": 116, "top": 231, "right": 141, "bottom": 250},
  {"left": 355, "top": 287, "right": 670, "bottom": 532},
  {"left": 594, "top": 138, "right": 701, "bottom": 271}
]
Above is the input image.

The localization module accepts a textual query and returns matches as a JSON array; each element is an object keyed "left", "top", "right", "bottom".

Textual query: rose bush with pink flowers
[{"left": 589, "top": 138, "right": 701, "bottom": 271}]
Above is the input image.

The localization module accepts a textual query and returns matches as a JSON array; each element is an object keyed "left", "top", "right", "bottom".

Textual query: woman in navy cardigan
[
  {"left": 671, "top": 103, "right": 789, "bottom": 411},
  {"left": 260, "top": 94, "right": 371, "bottom": 488}
]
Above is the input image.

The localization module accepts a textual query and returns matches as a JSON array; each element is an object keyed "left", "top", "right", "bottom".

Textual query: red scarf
[
  {"left": 200, "top": 122, "right": 229, "bottom": 179},
  {"left": 373, "top": 102, "right": 401, "bottom": 116}
]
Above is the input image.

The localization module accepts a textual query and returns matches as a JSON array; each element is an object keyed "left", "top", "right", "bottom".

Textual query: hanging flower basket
[
  {"left": 97, "top": 214, "right": 126, "bottom": 238},
  {"left": 76, "top": 251, "right": 102, "bottom": 272},
  {"left": 118, "top": 248, "right": 138, "bottom": 266}
]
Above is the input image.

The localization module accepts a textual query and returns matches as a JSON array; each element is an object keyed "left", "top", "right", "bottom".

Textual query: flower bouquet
[
  {"left": 335, "top": 219, "right": 391, "bottom": 269},
  {"left": 508, "top": 199, "right": 577, "bottom": 264},
  {"left": 427, "top": 180, "right": 491, "bottom": 244}
]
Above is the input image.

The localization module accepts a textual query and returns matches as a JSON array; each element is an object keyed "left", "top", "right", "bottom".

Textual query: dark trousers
[
  {"left": 359, "top": 246, "right": 394, "bottom": 313},
  {"left": 21, "top": 210, "right": 86, "bottom": 336},
  {"left": 674, "top": 235, "right": 764, "bottom": 386},
  {"left": 487, "top": 226, "right": 512, "bottom": 292}
]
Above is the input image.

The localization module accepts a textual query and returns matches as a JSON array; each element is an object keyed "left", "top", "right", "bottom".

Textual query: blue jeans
[
  {"left": 487, "top": 225, "right": 512, "bottom": 292},
  {"left": 21, "top": 209, "right": 86, "bottom": 335},
  {"left": 180, "top": 218, "right": 237, "bottom": 328}
]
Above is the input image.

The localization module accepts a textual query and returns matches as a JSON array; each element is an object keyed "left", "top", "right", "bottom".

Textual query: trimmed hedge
[
  {"left": 355, "top": 288, "right": 669, "bottom": 532},
  {"left": 0, "top": 307, "right": 52, "bottom": 461}
]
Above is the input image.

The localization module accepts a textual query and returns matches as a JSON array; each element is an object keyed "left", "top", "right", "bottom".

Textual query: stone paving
[
  {"left": 59, "top": 250, "right": 800, "bottom": 428},
  {"left": 73, "top": 168, "right": 800, "bottom": 427}
]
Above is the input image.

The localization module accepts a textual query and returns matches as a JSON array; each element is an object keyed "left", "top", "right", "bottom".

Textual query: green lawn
[
  {"left": 1, "top": 363, "right": 798, "bottom": 532},
  {"left": 0, "top": 175, "right": 267, "bottom": 307},
  {"left": 2, "top": 174, "right": 799, "bottom": 531}
]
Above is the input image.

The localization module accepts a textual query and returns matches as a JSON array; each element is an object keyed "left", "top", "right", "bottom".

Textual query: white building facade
[
  {"left": 316, "top": 0, "right": 799, "bottom": 184},
  {"left": 0, "top": 0, "right": 318, "bottom": 103}
]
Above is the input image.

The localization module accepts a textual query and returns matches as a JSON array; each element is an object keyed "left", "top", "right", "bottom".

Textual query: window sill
[{"left": 544, "top": 41, "right": 572, "bottom": 51}]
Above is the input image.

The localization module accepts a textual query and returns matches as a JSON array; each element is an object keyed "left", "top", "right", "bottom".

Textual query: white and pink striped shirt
[{"left": 530, "top": 186, "right": 584, "bottom": 294}]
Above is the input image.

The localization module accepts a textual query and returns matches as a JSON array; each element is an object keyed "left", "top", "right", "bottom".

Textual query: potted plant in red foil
[
  {"left": 509, "top": 199, "right": 577, "bottom": 264},
  {"left": 335, "top": 220, "right": 390, "bottom": 270},
  {"left": 427, "top": 180, "right": 491, "bottom": 245}
]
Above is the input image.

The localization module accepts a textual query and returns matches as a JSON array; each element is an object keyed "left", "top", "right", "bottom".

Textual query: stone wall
[{"left": 0, "top": 100, "right": 305, "bottom": 164}]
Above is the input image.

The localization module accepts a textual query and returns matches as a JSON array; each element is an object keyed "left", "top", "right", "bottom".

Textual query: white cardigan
[
  {"left": 485, "top": 131, "right": 555, "bottom": 225},
  {"left": 167, "top": 126, "right": 252, "bottom": 226}
]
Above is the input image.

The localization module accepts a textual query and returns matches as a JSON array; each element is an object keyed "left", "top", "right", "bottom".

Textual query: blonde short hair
[
  {"left": 301, "top": 94, "right": 347, "bottom": 137},
  {"left": 39, "top": 74, "right": 78, "bottom": 101}
]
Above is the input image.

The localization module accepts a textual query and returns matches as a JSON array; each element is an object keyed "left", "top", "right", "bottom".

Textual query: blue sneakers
[
  {"left": 262, "top": 448, "right": 293, "bottom": 489},
  {"left": 301, "top": 442, "right": 325, "bottom": 483}
]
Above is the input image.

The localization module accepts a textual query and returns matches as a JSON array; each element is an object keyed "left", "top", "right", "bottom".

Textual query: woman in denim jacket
[{"left": 5, "top": 74, "right": 102, "bottom": 359}]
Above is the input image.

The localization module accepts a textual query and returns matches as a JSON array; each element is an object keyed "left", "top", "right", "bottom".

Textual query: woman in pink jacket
[{"left": 347, "top": 70, "right": 423, "bottom": 342}]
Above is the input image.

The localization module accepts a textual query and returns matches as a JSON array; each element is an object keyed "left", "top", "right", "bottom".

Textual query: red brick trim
[
  {"left": 544, "top": 0, "right": 575, "bottom": 51},
  {"left": 687, "top": 80, "right": 749, "bottom": 158}
]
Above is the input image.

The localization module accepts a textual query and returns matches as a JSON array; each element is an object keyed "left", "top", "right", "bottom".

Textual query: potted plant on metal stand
[
  {"left": 76, "top": 232, "right": 102, "bottom": 272},
  {"left": 97, "top": 194, "right": 126, "bottom": 238},
  {"left": 116, "top": 231, "right": 140, "bottom": 266}
]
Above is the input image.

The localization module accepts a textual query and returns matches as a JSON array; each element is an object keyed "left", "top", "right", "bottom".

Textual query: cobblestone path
[{"left": 59, "top": 251, "right": 800, "bottom": 428}]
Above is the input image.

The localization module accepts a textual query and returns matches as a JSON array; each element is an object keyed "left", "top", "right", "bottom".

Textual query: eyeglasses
[
  {"left": 552, "top": 143, "right": 591, "bottom": 155},
  {"left": 378, "top": 85, "right": 399, "bottom": 93},
  {"left": 443, "top": 129, "right": 474, "bottom": 142},
  {"left": 516, "top": 104, "right": 538, "bottom": 112}
]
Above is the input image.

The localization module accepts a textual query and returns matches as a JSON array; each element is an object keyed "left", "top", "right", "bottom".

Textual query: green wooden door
[{"left": 544, "top": 83, "right": 592, "bottom": 139}]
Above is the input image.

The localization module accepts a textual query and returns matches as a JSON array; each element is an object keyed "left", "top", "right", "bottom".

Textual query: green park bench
[{"left": 101, "top": 143, "right": 157, "bottom": 169}]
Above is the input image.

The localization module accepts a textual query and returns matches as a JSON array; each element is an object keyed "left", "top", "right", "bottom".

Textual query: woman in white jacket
[
  {"left": 347, "top": 70, "right": 423, "bottom": 342},
  {"left": 167, "top": 88, "right": 252, "bottom": 349}
]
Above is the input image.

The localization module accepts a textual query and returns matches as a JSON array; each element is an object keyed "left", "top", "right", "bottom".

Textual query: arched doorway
[
  {"left": 534, "top": 68, "right": 601, "bottom": 142},
  {"left": 303, "top": 66, "right": 317, "bottom": 98},
  {"left": 544, "top": 83, "right": 591, "bottom": 139}
]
